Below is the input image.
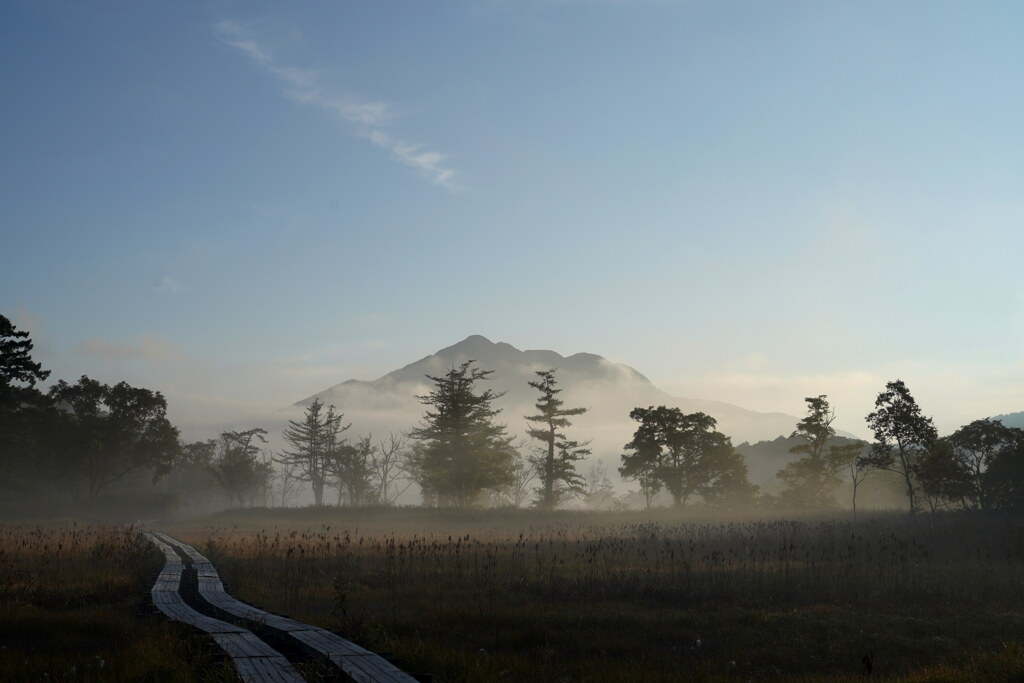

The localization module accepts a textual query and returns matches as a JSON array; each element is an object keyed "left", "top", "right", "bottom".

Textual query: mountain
[
  {"left": 992, "top": 412, "right": 1024, "bottom": 430},
  {"left": 294, "top": 336, "right": 803, "bottom": 480}
]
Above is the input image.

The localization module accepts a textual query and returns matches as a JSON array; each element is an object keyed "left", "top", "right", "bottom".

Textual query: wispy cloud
[
  {"left": 155, "top": 275, "right": 182, "bottom": 293},
  {"left": 214, "top": 20, "right": 461, "bottom": 191}
]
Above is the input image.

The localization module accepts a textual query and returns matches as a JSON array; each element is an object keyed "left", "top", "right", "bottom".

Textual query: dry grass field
[
  {"left": 162, "top": 507, "right": 1024, "bottom": 682},
  {"left": 0, "top": 521, "right": 235, "bottom": 682}
]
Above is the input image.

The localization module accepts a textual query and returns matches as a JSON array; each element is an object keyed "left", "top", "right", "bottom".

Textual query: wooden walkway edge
[
  {"left": 149, "top": 531, "right": 419, "bottom": 683},
  {"left": 143, "top": 531, "right": 305, "bottom": 683}
]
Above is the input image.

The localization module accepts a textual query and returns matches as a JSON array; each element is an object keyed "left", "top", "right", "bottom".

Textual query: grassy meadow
[
  {"left": 0, "top": 522, "right": 236, "bottom": 682},
  {"left": 160, "top": 507, "right": 1024, "bottom": 682}
]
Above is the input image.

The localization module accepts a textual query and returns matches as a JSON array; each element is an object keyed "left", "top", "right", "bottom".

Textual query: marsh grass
[
  {"left": 168, "top": 508, "right": 1024, "bottom": 682},
  {"left": 0, "top": 522, "right": 234, "bottom": 682}
]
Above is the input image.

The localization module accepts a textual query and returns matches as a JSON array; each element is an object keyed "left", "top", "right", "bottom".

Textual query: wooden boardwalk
[
  {"left": 146, "top": 531, "right": 419, "bottom": 683},
  {"left": 144, "top": 531, "right": 304, "bottom": 683}
]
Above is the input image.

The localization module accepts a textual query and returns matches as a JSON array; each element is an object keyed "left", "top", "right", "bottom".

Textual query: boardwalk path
[{"left": 144, "top": 531, "right": 419, "bottom": 683}]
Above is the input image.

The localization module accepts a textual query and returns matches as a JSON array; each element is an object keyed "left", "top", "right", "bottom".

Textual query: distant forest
[{"left": 3, "top": 313, "right": 1024, "bottom": 518}]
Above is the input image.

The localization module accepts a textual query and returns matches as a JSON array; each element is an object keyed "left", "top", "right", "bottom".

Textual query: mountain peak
[
  {"left": 438, "top": 334, "right": 501, "bottom": 356},
  {"left": 295, "top": 335, "right": 804, "bottom": 445},
  {"left": 461, "top": 334, "right": 494, "bottom": 345}
]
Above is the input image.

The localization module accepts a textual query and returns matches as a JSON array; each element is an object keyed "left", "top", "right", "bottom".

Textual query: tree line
[{"left": 4, "top": 313, "right": 1024, "bottom": 513}]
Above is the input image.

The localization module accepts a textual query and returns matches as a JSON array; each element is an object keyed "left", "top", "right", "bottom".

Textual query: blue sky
[{"left": 3, "top": 0, "right": 1023, "bottom": 437}]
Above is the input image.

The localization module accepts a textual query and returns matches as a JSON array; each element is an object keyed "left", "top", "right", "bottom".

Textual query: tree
[
  {"left": 276, "top": 399, "right": 349, "bottom": 506},
  {"left": 504, "top": 449, "right": 537, "bottom": 508},
  {"left": 0, "top": 314, "right": 50, "bottom": 492},
  {"left": 525, "top": 369, "right": 590, "bottom": 509},
  {"left": 777, "top": 396, "right": 856, "bottom": 508},
  {"left": 580, "top": 462, "right": 618, "bottom": 510},
  {"left": 48, "top": 376, "right": 179, "bottom": 500},
  {"left": 162, "top": 439, "right": 219, "bottom": 507},
  {"left": 273, "top": 459, "right": 304, "bottom": 507},
  {"left": 369, "top": 433, "right": 415, "bottom": 505},
  {"left": 699, "top": 447, "right": 758, "bottom": 507},
  {"left": 331, "top": 435, "right": 374, "bottom": 506},
  {"left": 0, "top": 314, "right": 49, "bottom": 398},
  {"left": 208, "top": 428, "right": 272, "bottom": 507},
  {"left": 408, "top": 361, "right": 516, "bottom": 507},
  {"left": 983, "top": 432, "right": 1024, "bottom": 511},
  {"left": 619, "top": 433, "right": 661, "bottom": 509},
  {"left": 829, "top": 443, "right": 868, "bottom": 517},
  {"left": 631, "top": 467, "right": 662, "bottom": 509},
  {"left": 914, "top": 438, "right": 972, "bottom": 512},
  {"left": 948, "top": 418, "right": 1023, "bottom": 510},
  {"left": 863, "top": 380, "right": 937, "bottom": 514},
  {"left": 620, "top": 406, "right": 751, "bottom": 508}
]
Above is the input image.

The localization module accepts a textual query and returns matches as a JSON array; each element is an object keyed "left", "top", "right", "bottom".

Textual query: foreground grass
[
  {"left": 169, "top": 507, "right": 1024, "bottom": 682},
  {"left": 0, "top": 522, "right": 233, "bottom": 682}
]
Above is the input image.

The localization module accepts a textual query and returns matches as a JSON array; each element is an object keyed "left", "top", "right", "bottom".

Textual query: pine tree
[
  {"left": 277, "top": 399, "right": 349, "bottom": 506},
  {"left": 0, "top": 314, "right": 50, "bottom": 493},
  {"left": 408, "top": 361, "right": 516, "bottom": 507},
  {"left": 525, "top": 369, "right": 590, "bottom": 509}
]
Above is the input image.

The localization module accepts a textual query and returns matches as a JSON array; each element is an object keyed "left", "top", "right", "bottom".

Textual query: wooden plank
[
  {"left": 155, "top": 532, "right": 421, "bottom": 682},
  {"left": 290, "top": 628, "right": 374, "bottom": 657},
  {"left": 343, "top": 655, "right": 415, "bottom": 683},
  {"left": 142, "top": 532, "right": 303, "bottom": 682},
  {"left": 233, "top": 656, "right": 306, "bottom": 683},
  {"left": 211, "top": 632, "right": 282, "bottom": 659}
]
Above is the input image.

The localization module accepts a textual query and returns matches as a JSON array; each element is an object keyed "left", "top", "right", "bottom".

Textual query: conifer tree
[
  {"left": 408, "top": 361, "right": 515, "bottom": 507},
  {"left": 525, "top": 368, "right": 590, "bottom": 509},
  {"left": 277, "top": 399, "right": 349, "bottom": 506},
  {"left": 0, "top": 314, "right": 50, "bottom": 493}
]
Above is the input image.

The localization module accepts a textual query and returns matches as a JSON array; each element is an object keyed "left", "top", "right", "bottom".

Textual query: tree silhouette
[
  {"left": 863, "top": 380, "right": 937, "bottom": 514},
  {"left": 48, "top": 376, "right": 179, "bottom": 500},
  {"left": 0, "top": 314, "right": 50, "bottom": 493},
  {"left": 777, "top": 395, "right": 855, "bottom": 508},
  {"left": 525, "top": 369, "right": 590, "bottom": 509},
  {"left": 408, "top": 361, "right": 515, "bottom": 507},
  {"left": 948, "top": 418, "right": 1023, "bottom": 510},
  {"left": 208, "top": 428, "right": 271, "bottom": 507},
  {"left": 277, "top": 398, "right": 349, "bottom": 506},
  {"left": 620, "top": 406, "right": 750, "bottom": 508},
  {"left": 330, "top": 435, "right": 375, "bottom": 506}
]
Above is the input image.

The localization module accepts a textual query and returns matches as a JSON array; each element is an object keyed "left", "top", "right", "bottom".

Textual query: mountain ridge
[{"left": 296, "top": 335, "right": 801, "bottom": 446}]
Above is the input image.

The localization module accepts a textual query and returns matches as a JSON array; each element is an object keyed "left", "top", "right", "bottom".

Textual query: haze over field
[{"left": 3, "top": 1, "right": 1023, "bottom": 443}]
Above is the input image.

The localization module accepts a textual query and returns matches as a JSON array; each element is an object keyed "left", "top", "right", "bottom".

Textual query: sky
[{"left": 2, "top": 0, "right": 1024, "bottom": 440}]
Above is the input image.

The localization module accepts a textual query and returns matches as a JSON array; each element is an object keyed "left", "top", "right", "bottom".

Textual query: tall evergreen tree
[
  {"left": 0, "top": 314, "right": 50, "bottom": 493},
  {"left": 525, "top": 369, "right": 590, "bottom": 509},
  {"left": 408, "top": 361, "right": 516, "bottom": 507},
  {"left": 863, "top": 379, "right": 937, "bottom": 514},
  {"left": 277, "top": 399, "right": 349, "bottom": 506},
  {"left": 0, "top": 314, "right": 49, "bottom": 405}
]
